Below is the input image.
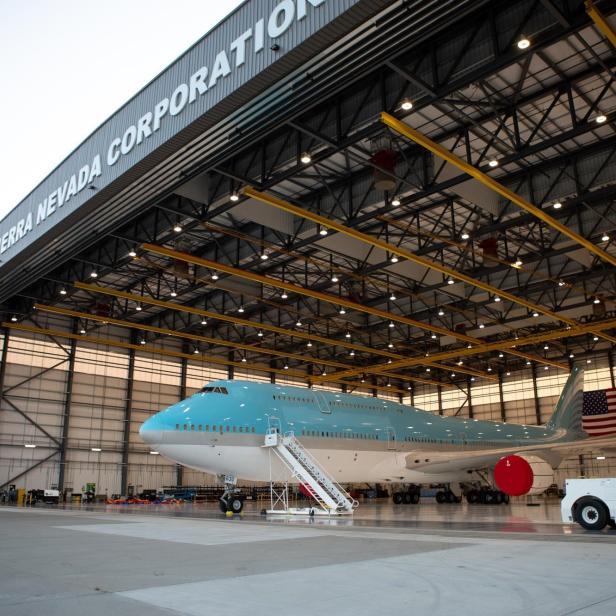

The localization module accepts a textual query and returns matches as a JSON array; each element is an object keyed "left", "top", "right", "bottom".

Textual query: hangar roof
[{"left": 3, "top": 0, "right": 616, "bottom": 396}]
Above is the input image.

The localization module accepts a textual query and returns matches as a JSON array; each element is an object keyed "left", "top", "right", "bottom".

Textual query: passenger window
[
  {"left": 233, "top": 426, "right": 236, "bottom": 432},
  {"left": 175, "top": 424, "right": 180, "bottom": 430},
  {"left": 251, "top": 427, "right": 255, "bottom": 433},
  {"left": 212, "top": 425, "right": 216, "bottom": 431},
  {"left": 239, "top": 426, "right": 243, "bottom": 433},
  {"left": 198, "top": 424, "right": 202, "bottom": 431},
  {"left": 191, "top": 425, "right": 195, "bottom": 431},
  {"left": 205, "top": 425, "right": 209, "bottom": 432},
  {"left": 226, "top": 425, "right": 230, "bottom": 432},
  {"left": 183, "top": 424, "right": 188, "bottom": 431}
]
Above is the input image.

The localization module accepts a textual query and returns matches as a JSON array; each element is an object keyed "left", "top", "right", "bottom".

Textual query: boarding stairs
[{"left": 263, "top": 429, "right": 358, "bottom": 514}]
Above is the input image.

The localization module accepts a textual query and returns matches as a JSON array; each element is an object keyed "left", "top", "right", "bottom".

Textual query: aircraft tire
[
  {"left": 575, "top": 497, "right": 608, "bottom": 530},
  {"left": 500, "top": 492, "right": 510, "bottom": 505},
  {"left": 230, "top": 496, "right": 244, "bottom": 514},
  {"left": 492, "top": 491, "right": 503, "bottom": 505},
  {"left": 410, "top": 492, "right": 420, "bottom": 505},
  {"left": 393, "top": 492, "right": 403, "bottom": 505},
  {"left": 403, "top": 492, "right": 413, "bottom": 504},
  {"left": 466, "top": 490, "right": 479, "bottom": 504},
  {"left": 446, "top": 491, "right": 457, "bottom": 504},
  {"left": 435, "top": 491, "right": 446, "bottom": 504},
  {"left": 607, "top": 519, "right": 616, "bottom": 529},
  {"left": 218, "top": 499, "right": 228, "bottom": 513}
]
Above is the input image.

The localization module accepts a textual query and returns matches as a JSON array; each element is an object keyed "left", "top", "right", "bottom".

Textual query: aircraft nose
[{"left": 139, "top": 416, "right": 165, "bottom": 445}]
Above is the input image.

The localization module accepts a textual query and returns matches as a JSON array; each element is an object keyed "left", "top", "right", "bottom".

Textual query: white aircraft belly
[{"left": 158, "top": 443, "right": 421, "bottom": 483}]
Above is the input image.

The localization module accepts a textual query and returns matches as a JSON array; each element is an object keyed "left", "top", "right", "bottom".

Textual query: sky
[{"left": 0, "top": 0, "right": 244, "bottom": 221}]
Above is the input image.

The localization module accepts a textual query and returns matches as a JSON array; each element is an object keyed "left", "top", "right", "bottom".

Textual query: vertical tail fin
[{"left": 546, "top": 367, "right": 586, "bottom": 438}]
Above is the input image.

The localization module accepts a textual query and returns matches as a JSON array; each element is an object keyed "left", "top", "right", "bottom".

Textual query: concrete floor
[{"left": 2, "top": 500, "right": 616, "bottom": 616}]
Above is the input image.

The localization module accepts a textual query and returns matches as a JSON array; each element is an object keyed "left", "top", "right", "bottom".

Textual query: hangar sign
[{"left": 0, "top": 0, "right": 346, "bottom": 261}]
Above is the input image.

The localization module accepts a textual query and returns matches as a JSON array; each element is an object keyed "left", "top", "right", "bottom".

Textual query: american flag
[{"left": 582, "top": 389, "right": 616, "bottom": 437}]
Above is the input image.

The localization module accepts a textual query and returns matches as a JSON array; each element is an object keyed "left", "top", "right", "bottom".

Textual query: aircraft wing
[{"left": 404, "top": 435, "right": 616, "bottom": 474}]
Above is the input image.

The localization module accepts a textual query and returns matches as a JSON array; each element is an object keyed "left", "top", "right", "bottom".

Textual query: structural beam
[
  {"left": 309, "top": 316, "right": 616, "bottom": 382},
  {"left": 37, "top": 303, "right": 449, "bottom": 387},
  {"left": 586, "top": 0, "right": 616, "bottom": 48},
  {"left": 243, "top": 188, "right": 576, "bottom": 324},
  {"left": 380, "top": 111, "right": 616, "bottom": 269},
  {"left": 3, "top": 323, "right": 414, "bottom": 397},
  {"left": 141, "top": 243, "right": 559, "bottom": 370}
]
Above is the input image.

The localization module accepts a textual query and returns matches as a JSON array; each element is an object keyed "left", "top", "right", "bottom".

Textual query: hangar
[{"left": 2, "top": 0, "right": 616, "bottom": 613}]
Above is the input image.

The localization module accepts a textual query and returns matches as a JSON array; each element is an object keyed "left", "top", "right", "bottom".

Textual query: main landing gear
[
  {"left": 465, "top": 487, "right": 510, "bottom": 505},
  {"left": 435, "top": 490, "right": 462, "bottom": 504},
  {"left": 392, "top": 486, "right": 421, "bottom": 504},
  {"left": 218, "top": 474, "right": 244, "bottom": 514}
]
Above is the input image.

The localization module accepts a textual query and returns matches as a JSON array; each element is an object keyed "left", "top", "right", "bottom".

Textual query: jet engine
[{"left": 493, "top": 454, "right": 554, "bottom": 496}]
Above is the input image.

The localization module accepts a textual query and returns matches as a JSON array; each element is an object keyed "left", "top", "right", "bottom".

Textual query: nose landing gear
[{"left": 218, "top": 474, "right": 244, "bottom": 514}]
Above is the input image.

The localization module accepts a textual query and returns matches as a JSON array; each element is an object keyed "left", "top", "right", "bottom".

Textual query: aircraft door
[
  {"left": 385, "top": 427, "right": 397, "bottom": 450},
  {"left": 312, "top": 391, "right": 331, "bottom": 414}
]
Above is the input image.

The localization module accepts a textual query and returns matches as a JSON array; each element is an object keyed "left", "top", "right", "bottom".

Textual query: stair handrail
[{"left": 282, "top": 431, "right": 358, "bottom": 509}]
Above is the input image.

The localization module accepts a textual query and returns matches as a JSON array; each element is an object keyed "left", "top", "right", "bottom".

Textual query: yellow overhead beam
[
  {"left": 380, "top": 111, "right": 616, "bottom": 269},
  {"left": 73, "top": 282, "right": 455, "bottom": 388},
  {"left": 586, "top": 0, "right": 616, "bottom": 47},
  {"left": 4, "top": 322, "right": 413, "bottom": 397},
  {"left": 142, "top": 241, "right": 561, "bottom": 370},
  {"left": 36, "top": 302, "right": 450, "bottom": 388},
  {"left": 311, "top": 316, "right": 616, "bottom": 382},
  {"left": 142, "top": 242, "right": 480, "bottom": 341},
  {"left": 244, "top": 187, "right": 576, "bottom": 325}
]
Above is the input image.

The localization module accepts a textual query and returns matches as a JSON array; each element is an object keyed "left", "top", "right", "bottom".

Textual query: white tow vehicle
[{"left": 561, "top": 478, "right": 616, "bottom": 530}]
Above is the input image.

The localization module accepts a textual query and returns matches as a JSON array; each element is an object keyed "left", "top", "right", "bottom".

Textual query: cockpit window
[{"left": 198, "top": 386, "right": 229, "bottom": 394}]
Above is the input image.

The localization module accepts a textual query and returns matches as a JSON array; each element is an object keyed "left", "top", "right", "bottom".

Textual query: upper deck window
[{"left": 199, "top": 386, "right": 229, "bottom": 394}]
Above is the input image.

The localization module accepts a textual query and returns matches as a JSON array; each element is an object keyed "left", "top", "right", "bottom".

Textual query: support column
[
  {"left": 467, "top": 376, "right": 474, "bottom": 419},
  {"left": 176, "top": 355, "right": 188, "bottom": 487},
  {"left": 437, "top": 385, "right": 443, "bottom": 416},
  {"left": 0, "top": 327, "right": 8, "bottom": 403},
  {"left": 120, "top": 348, "right": 135, "bottom": 496},
  {"left": 531, "top": 364, "right": 542, "bottom": 425},
  {"left": 227, "top": 352, "right": 234, "bottom": 380},
  {"left": 498, "top": 371, "right": 506, "bottom": 422},
  {"left": 57, "top": 321, "right": 77, "bottom": 492},
  {"left": 609, "top": 351, "right": 616, "bottom": 388}
]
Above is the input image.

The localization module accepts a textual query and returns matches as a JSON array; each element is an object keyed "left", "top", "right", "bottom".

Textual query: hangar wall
[{"left": 1, "top": 314, "right": 614, "bottom": 495}]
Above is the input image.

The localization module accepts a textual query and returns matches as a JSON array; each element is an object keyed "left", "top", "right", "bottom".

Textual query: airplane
[{"left": 139, "top": 367, "right": 610, "bottom": 513}]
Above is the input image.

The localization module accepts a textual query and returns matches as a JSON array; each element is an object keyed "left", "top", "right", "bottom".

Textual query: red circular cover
[{"left": 494, "top": 455, "right": 534, "bottom": 496}]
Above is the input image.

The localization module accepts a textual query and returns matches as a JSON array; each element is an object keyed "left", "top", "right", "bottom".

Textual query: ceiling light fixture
[
  {"left": 173, "top": 224, "right": 182, "bottom": 233},
  {"left": 10, "top": 315, "right": 17, "bottom": 322},
  {"left": 90, "top": 270, "right": 98, "bottom": 278},
  {"left": 345, "top": 331, "right": 351, "bottom": 339},
  {"left": 170, "top": 290, "right": 177, "bottom": 298},
  {"left": 438, "top": 308, "right": 445, "bottom": 316},
  {"left": 306, "top": 341, "right": 312, "bottom": 348},
  {"left": 488, "top": 159, "right": 499, "bottom": 168},
  {"left": 283, "top": 363, "right": 289, "bottom": 370},
  {"left": 390, "top": 254, "right": 399, "bottom": 263},
  {"left": 91, "top": 447, "right": 102, "bottom": 452},
  {"left": 128, "top": 248, "right": 137, "bottom": 258},
  {"left": 552, "top": 201, "right": 562, "bottom": 210},
  {"left": 389, "top": 321, "right": 395, "bottom": 328},
  {"left": 479, "top": 323, "right": 485, "bottom": 329},
  {"left": 300, "top": 152, "right": 312, "bottom": 164},
  {"left": 331, "top": 273, "right": 339, "bottom": 283},
  {"left": 260, "top": 252, "right": 269, "bottom": 260},
  {"left": 391, "top": 195, "right": 401, "bottom": 206},
  {"left": 493, "top": 295, "right": 501, "bottom": 302},
  {"left": 447, "top": 277, "right": 455, "bottom": 285},
  {"left": 230, "top": 191, "right": 240, "bottom": 202},
  {"left": 400, "top": 99, "right": 413, "bottom": 111},
  {"left": 319, "top": 226, "right": 328, "bottom": 236},
  {"left": 461, "top": 231, "right": 470, "bottom": 240},
  {"left": 517, "top": 37, "right": 530, "bottom": 49},
  {"left": 596, "top": 114, "right": 607, "bottom": 124},
  {"left": 24, "top": 444, "right": 36, "bottom": 448},
  {"left": 389, "top": 292, "right": 397, "bottom": 301},
  {"left": 238, "top": 306, "right": 244, "bottom": 313},
  {"left": 601, "top": 233, "right": 610, "bottom": 242},
  {"left": 140, "top": 339, "right": 146, "bottom": 345},
  {"left": 136, "top": 304, "right": 142, "bottom": 311},
  {"left": 257, "top": 330, "right": 263, "bottom": 337},
  {"left": 201, "top": 319, "right": 207, "bottom": 325},
  {"left": 211, "top": 272, "right": 219, "bottom": 280},
  {"left": 339, "top": 307, "right": 346, "bottom": 315}
]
